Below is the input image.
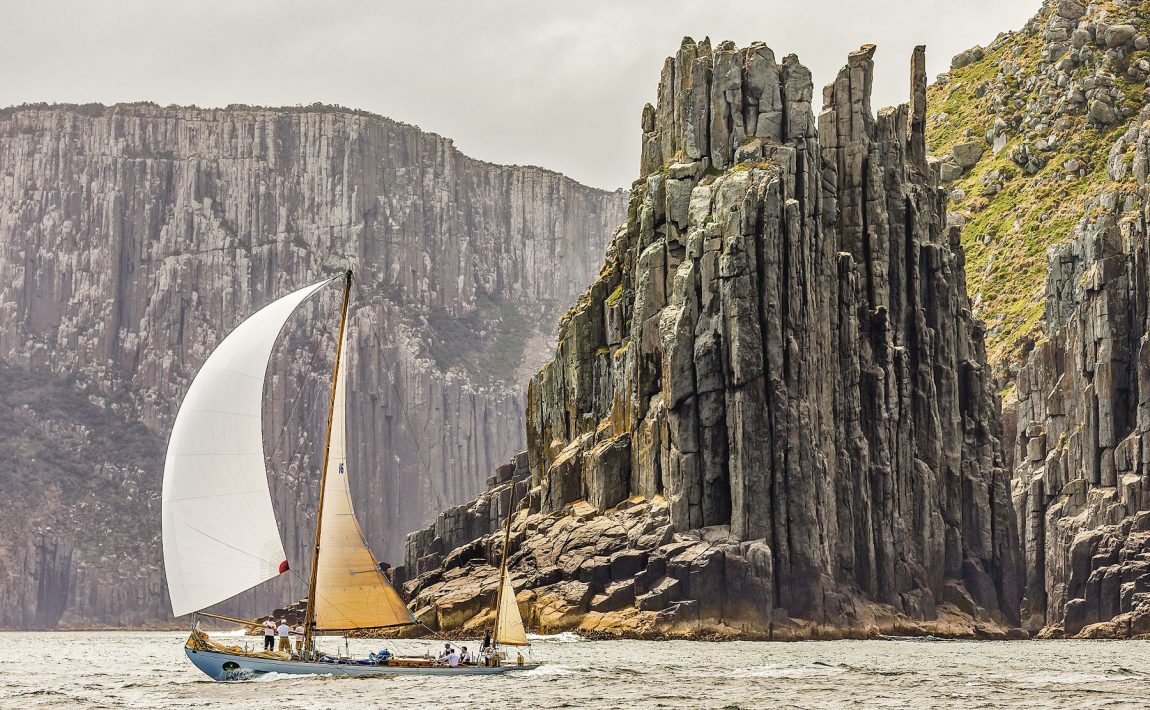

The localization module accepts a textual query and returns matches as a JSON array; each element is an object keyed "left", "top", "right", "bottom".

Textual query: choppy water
[{"left": 2, "top": 631, "right": 1149, "bottom": 709}]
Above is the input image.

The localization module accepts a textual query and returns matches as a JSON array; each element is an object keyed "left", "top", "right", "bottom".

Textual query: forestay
[
  {"left": 162, "top": 279, "right": 330, "bottom": 616},
  {"left": 312, "top": 322, "right": 415, "bottom": 631}
]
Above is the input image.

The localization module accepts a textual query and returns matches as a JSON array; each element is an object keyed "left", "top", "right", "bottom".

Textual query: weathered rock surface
[
  {"left": 399, "top": 483, "right": 1020, "bottom": 640},
  {"left": 1011, "top": 108, "right": 1150, "bottom": 637},
  {"left": 400, "top": 451, "right": 533, "bottom": 581},
  {"left": 397, "top": 39, "right": 1023, "bottom": 639},
  {"left": 927, "top": 0, "right": 1150, "bottom": 374},
  {"left": 0, "top": 103, "right": 625, "bottom": 628}
]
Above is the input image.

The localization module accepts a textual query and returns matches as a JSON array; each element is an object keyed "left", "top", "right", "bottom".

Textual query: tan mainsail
[
  {"left": 493, "top": 574, "right": 528, "bottom": 646},
  {"left": 311, "top": 317, "right": 414, "bottom": 631}
]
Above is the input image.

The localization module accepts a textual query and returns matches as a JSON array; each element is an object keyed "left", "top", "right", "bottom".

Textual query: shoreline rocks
[{"left": 393, "top": 38, "right": 1023, "bottom": 641}]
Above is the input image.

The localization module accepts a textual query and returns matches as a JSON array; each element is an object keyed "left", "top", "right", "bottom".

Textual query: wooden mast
[
  {"left": 492, "top": 478, "right": 517, "bottom": 647},
  {"left": 303, "top": 269, "right": 353, "bottom": 652}
]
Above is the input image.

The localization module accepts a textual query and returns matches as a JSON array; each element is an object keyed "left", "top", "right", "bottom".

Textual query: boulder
[
  {"left": 587, "top": 434, "right": 632, "bottom": 512},
  {"left": 636, "top": 576, "right": 682, "bottom": 611},
  {"left": 1056, "top": 0, "right": 1085, "bottom": 20},
  {"left": 951, "top": 46, "right": 985, "bottom": 70},
  {"left": 952, "top": 141, "right": 985, "bottom": 168},
  {"left": 940, "top": 162, "right": 965, "bottom": 182},
  {"left": 1103, "top": 24, "right": 1137, "bottom": 48},
  {"left": 591, "top": 580, "right": 637, "bottom": 613},
  {"left": 1089, "top": 99, "right": 1119, "bottom": 125}
]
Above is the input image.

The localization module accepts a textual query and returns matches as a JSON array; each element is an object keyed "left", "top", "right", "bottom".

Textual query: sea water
[{"left": 2, "top": 631, "right": 1149, "bottom": 709}]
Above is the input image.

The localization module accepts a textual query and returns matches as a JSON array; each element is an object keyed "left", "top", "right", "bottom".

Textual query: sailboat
[{"left": 162, "top": 271, "right": 538, "bottom": 680}]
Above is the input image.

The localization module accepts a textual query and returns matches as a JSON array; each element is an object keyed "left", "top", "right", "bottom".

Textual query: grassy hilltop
[{"left": 927, "top": 0, "right": 1150, "bottom": 381}]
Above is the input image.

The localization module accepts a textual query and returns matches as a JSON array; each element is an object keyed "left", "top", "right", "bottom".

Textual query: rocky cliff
[
  {"left": 1011, "top": 110, "right": 1150, "bottom": 638},
  {"left": 925, "top": 0, "right": 1150, "bottom": 638},
  {"left": 396, "top": 39, "right": 1023, "bottom": 640},
  {"left": 927, "top": 0, "right": 1150, "bottom": 376},
  {"left": 0, "top": 103, "right": 625, "bottom": 628}
]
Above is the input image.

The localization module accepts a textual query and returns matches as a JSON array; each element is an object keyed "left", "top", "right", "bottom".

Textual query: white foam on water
[
  {"left": 247, "top": 671, "right": 332, "bottom": 683},
  {"left": 527, "top": 631, "right": 585, "bottom": 643},
  {"left": 732, "top": 663, "right": 847, "bottom": 679},
  {"left": 1017, "top": 672, "right": 1135, "bottom": 686}
]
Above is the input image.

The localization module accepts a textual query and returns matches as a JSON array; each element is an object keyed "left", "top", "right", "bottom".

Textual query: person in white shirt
[
  {"left": 262, "top": 619, "right": 276, "bottom": 651},
  {"left": 276, "top": 620, "right": 291, "bottom": 652},
  {"left": 291, "top": 624, "right": 305, "bottom": 653},
  {"left": 446, "top": 649, "right": 460, "bottom": 667}
]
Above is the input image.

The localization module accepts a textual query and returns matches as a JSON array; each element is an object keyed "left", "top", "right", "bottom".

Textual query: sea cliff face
[
  {"left": 0, "top": 104, "right": 625, "bottom": 628},
  {"left": 396, "top": 39, "right": 1024, "bottom": 640},
  {"left": 1011, "top": 109, "right": 1150, "bottom": 639},
  {"left": 921, "top": 0, "right": 1150, "bottom": 639}
]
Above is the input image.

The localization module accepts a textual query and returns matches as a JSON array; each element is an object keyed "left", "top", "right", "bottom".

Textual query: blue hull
[{"left": 185, "top": 647, "right": 540, "bottom": 680}]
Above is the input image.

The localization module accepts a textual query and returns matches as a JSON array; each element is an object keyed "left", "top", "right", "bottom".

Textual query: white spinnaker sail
[
  {"left": 162, "top": 279, "right": 331, "bottom": 616},
  {"left": 312, "top": 322, "right": 415, "bottom": 630}
]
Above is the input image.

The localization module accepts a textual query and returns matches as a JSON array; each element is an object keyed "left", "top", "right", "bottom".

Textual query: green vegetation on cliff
[{"left": 926, "top": 0, "right": 1149, "bottom": 375}]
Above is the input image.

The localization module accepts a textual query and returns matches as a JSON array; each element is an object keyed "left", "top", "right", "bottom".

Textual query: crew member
[
  {"left": 262, "top": 618, "right": 276, "bottom": 651},
  {"left": 276, "top": 619, "right": 292, "bottom": 652}
]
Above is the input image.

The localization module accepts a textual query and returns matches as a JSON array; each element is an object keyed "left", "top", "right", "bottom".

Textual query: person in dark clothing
[
  {"left": 262, "top": 619, "right": 276, "bottom": 651},
  {"left": 482, "top": 631, "right": 492, "bottom": 652}
]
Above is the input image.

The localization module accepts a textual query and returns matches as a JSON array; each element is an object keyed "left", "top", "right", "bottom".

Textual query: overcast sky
[{"left": 1, "top": 1, "right": 1042, "bottom": 190}]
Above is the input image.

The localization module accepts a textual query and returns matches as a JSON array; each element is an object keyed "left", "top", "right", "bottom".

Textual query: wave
[
  {"left": 877, "top": 634, "right": 959, "bottom": 642},
  {"left": 247, "top": 671, "right": 335, "bottom": 683},
  {"left": 512, "top": 665, "right": 576, "bottom": 677},
  {"left": 731, "top": 663, "right": 847, "bottom": 679},
  {"left": 1016, "top": 671, "right": 1141, "bottom": 686},
  {"left": 10, "top": 689, "right": 70, "bottom": 697},
  {"left": 526, "top": 632, "right": 585, "bottom": 643}
]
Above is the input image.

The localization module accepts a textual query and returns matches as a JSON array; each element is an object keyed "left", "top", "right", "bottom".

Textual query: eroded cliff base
[
  {"left": 1031, "top": 507, "right": 1150, "bottom": 640},
  {"left": 387, "top": 35, "right": 1025, "bottom": 643},
  {"left": 395, "top": 494, "right": 1024, "bottom": 642}
]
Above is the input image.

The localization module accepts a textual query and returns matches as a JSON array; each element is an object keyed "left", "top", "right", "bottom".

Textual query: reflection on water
[{"left": 1, "top": 631, "right": 1149, "bottom": 709}]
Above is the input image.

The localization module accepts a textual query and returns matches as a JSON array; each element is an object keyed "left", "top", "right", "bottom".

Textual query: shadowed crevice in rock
[{"left": 397, "top": 39, "right": 1024, "bottom": 640}]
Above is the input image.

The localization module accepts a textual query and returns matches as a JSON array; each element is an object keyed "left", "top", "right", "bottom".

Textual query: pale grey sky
[{"left": 1, "top": 1, "right": 1042, "bottom": 189}]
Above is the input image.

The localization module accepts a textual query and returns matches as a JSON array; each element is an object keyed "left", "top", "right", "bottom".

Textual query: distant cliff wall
[
  {"left": 397, "top": 40, "right": 1023, "bottom": 640},
  {"left": 0, "top": 104, "right": 625, "bottom": 628}
]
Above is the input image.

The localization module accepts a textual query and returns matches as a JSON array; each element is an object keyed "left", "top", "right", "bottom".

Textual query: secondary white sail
[
  {"left": 311, "top": 321, "right": 415, "bottom": 630},
  {"left": 162, "top": 279, "right": 331, "bottom": 616}
]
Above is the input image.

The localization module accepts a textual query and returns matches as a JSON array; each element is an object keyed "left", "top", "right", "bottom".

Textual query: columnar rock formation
[
  {"left": 1011, "top": 107, "right": 1150, "bottom": 637},
  {"left": 0, "top": 104, "right": 625, "bottom": 628},
  {"left": 398, "top": 40, "right": 1023, "bottom": 639}
]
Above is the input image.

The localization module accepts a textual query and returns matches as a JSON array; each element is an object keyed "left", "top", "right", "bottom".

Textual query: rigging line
[
  {"left": 276, "top": 383, "right": 329, "bottom": 477},
  {"left": 267, "top": 310, "right": 337, "bottom": 463},
  {"left": 184, "top": 520, "right": 279, "bottom": 564},
  {"left": 193, "top": 536, "right": 418, "bottom": 643}
]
